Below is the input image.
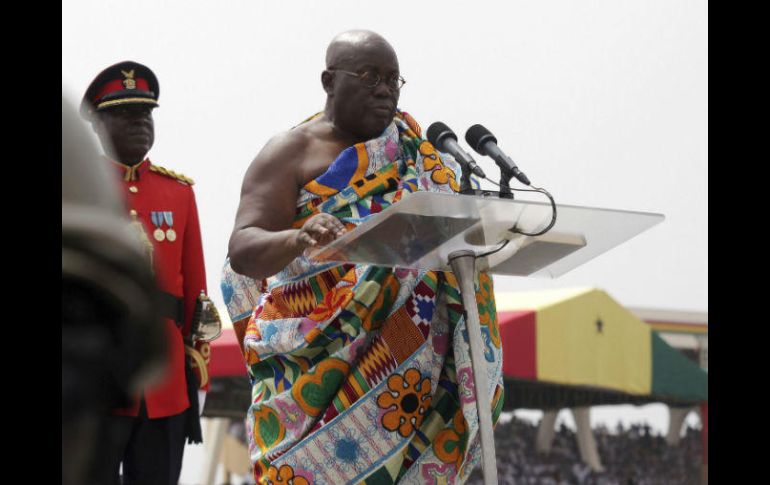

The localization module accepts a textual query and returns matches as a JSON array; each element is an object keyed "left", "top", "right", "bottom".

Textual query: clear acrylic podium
[{"left": 308, "top": 191, "right": 664, "bottom": 484}]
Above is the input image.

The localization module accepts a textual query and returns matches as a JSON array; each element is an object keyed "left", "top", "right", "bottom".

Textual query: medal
[
  {"left": 151, "top": 212, "right": 166, "bottom": 242},
  {"left": 163, "top": 211, "right": 177, "bottom": 242}
]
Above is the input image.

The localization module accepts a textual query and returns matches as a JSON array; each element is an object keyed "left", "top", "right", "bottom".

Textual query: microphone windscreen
[
  {"left": 465, "top": 124, "right": 497, "bottom": 153},
  {"left": 426, "top": 121, "right": 456, "bottom": 148}
]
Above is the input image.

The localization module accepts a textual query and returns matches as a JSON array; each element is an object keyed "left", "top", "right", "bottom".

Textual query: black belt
[{"left": 158, "top": 291, "right": 184, "bottom": 327}]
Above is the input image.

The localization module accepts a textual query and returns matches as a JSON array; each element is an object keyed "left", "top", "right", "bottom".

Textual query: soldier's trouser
[{"left": 100, "top": 398, "right": 187, "bottom": 485}]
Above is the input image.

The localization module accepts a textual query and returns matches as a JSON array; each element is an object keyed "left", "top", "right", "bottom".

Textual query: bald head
[{"left": 325, "top": 30, "right": 397, "bottom": 69}]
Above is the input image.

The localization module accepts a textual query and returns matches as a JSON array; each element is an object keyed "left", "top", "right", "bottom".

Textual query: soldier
[{"left": 80, "top": 61, "right": 216, "bottom": 485}]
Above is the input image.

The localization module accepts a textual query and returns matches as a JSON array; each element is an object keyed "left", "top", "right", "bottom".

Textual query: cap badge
[{"left": 121, "top": 69, "right": 137, "bottom": 89}]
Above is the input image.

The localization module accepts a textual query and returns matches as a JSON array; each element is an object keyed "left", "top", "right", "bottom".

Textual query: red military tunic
[{"left": 111, "top": 157, "right": 207, "bottom": 419}]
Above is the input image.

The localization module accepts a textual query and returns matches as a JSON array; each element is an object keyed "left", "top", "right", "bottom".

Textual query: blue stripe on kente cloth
[{"left": 315, "top": 147, "right": 360, "bottom": 191}]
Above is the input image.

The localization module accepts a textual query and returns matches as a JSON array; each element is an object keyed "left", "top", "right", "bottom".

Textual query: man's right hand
[{"left": 296, "top": 213, "right": 347, "bottom": 249}]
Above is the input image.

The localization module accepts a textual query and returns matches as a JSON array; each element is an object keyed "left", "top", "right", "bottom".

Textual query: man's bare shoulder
[
  {"left": 255, "top": 128, "right": 311, "bottom": 167},
  {"left": 244, "top": 117, "right": 333, "bottom": 188},
  {"left": 256, "top": 117, "right": 332, "bottom": 161}
]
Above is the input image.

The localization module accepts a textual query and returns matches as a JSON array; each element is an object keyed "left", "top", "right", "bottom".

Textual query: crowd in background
[{"left": 467, "top": 416, "right": 703, "bottom": 485}]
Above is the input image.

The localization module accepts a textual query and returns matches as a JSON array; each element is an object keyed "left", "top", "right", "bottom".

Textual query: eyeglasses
[{"left": 331, "top": 69, "right": 406, "bottom": 90}]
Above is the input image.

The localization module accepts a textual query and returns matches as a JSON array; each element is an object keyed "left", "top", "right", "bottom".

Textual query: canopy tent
[{"left": 494, "top": 287, "right": 708, "bottom": 410}]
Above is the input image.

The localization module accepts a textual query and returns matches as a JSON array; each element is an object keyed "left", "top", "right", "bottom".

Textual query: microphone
[
  {"left": 426, "top": 122, "right": 486, "bottom": 178},
  {"left": 465, "top": 124, "right": 530, "bottom": 185}
]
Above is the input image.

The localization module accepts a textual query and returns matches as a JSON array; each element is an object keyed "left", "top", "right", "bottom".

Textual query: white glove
[{"left": 198, "top": 390, "right": 207, "bottom": 416}]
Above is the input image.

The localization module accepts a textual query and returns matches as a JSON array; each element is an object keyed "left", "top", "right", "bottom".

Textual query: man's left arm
[{"left": 182, "top": 188, "right": 210, "bottom": 396}]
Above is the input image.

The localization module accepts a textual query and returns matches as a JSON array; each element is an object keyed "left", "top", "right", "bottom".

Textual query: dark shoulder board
[{"left": 150, "top": 164, "right": 195, "bottom": 185}]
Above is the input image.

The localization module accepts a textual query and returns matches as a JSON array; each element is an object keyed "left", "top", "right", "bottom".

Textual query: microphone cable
[
  {"left": 464, "top": 179, "right": 557, "bottom": 263},
  {"left": 478, "top": 177, "right": 557, "bottom": 237}
]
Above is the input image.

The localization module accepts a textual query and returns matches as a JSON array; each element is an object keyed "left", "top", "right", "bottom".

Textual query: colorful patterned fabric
[{"left": 221, "top": 112, "right": 504, "bottom": 484}]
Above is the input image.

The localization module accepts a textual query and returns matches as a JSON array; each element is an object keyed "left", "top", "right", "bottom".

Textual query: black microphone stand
[
  {"left": 459, "top": 164, "right": 475, "bottom": 195},
  {"left": 458, "top": 164, "right": 515, "bottom": 199},
  {"left": 498, "top": 167, "right": 514, "bottom": 199}
]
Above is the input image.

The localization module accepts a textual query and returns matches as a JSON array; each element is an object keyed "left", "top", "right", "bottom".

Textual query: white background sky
[
  {"left": 63, "top": 1, "right": 707, "bottom": 478},
  {"left": 63, "top": 0, "right": 707, "bottom": 314}
]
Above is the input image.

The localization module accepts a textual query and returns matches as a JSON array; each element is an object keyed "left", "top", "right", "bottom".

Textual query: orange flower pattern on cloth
[
  {"left": 377, "top": 367, "right": 433, "bottom": 437},
  {"left": 265, "top": 464, "right": 309, "bottom": 485},
  {"left": 419, "top": 141, "right": 460, "bottom": 192},
  {"left": 434, "top": 408, "right": 470, "bottom": 471}
]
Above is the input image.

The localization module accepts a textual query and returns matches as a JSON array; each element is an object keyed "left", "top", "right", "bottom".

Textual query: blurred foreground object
[{"left": 62, "top": 95, "right": 166, "bottom": 485}]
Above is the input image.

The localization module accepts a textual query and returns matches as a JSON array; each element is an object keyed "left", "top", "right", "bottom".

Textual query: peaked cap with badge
[{"left": 80, "top": 60, "right": 160, "bottom": 117}]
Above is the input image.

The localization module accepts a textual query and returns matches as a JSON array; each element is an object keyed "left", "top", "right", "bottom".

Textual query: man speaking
[{"left": 224, "top": 30, "right": 503, "bottom": 484}]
